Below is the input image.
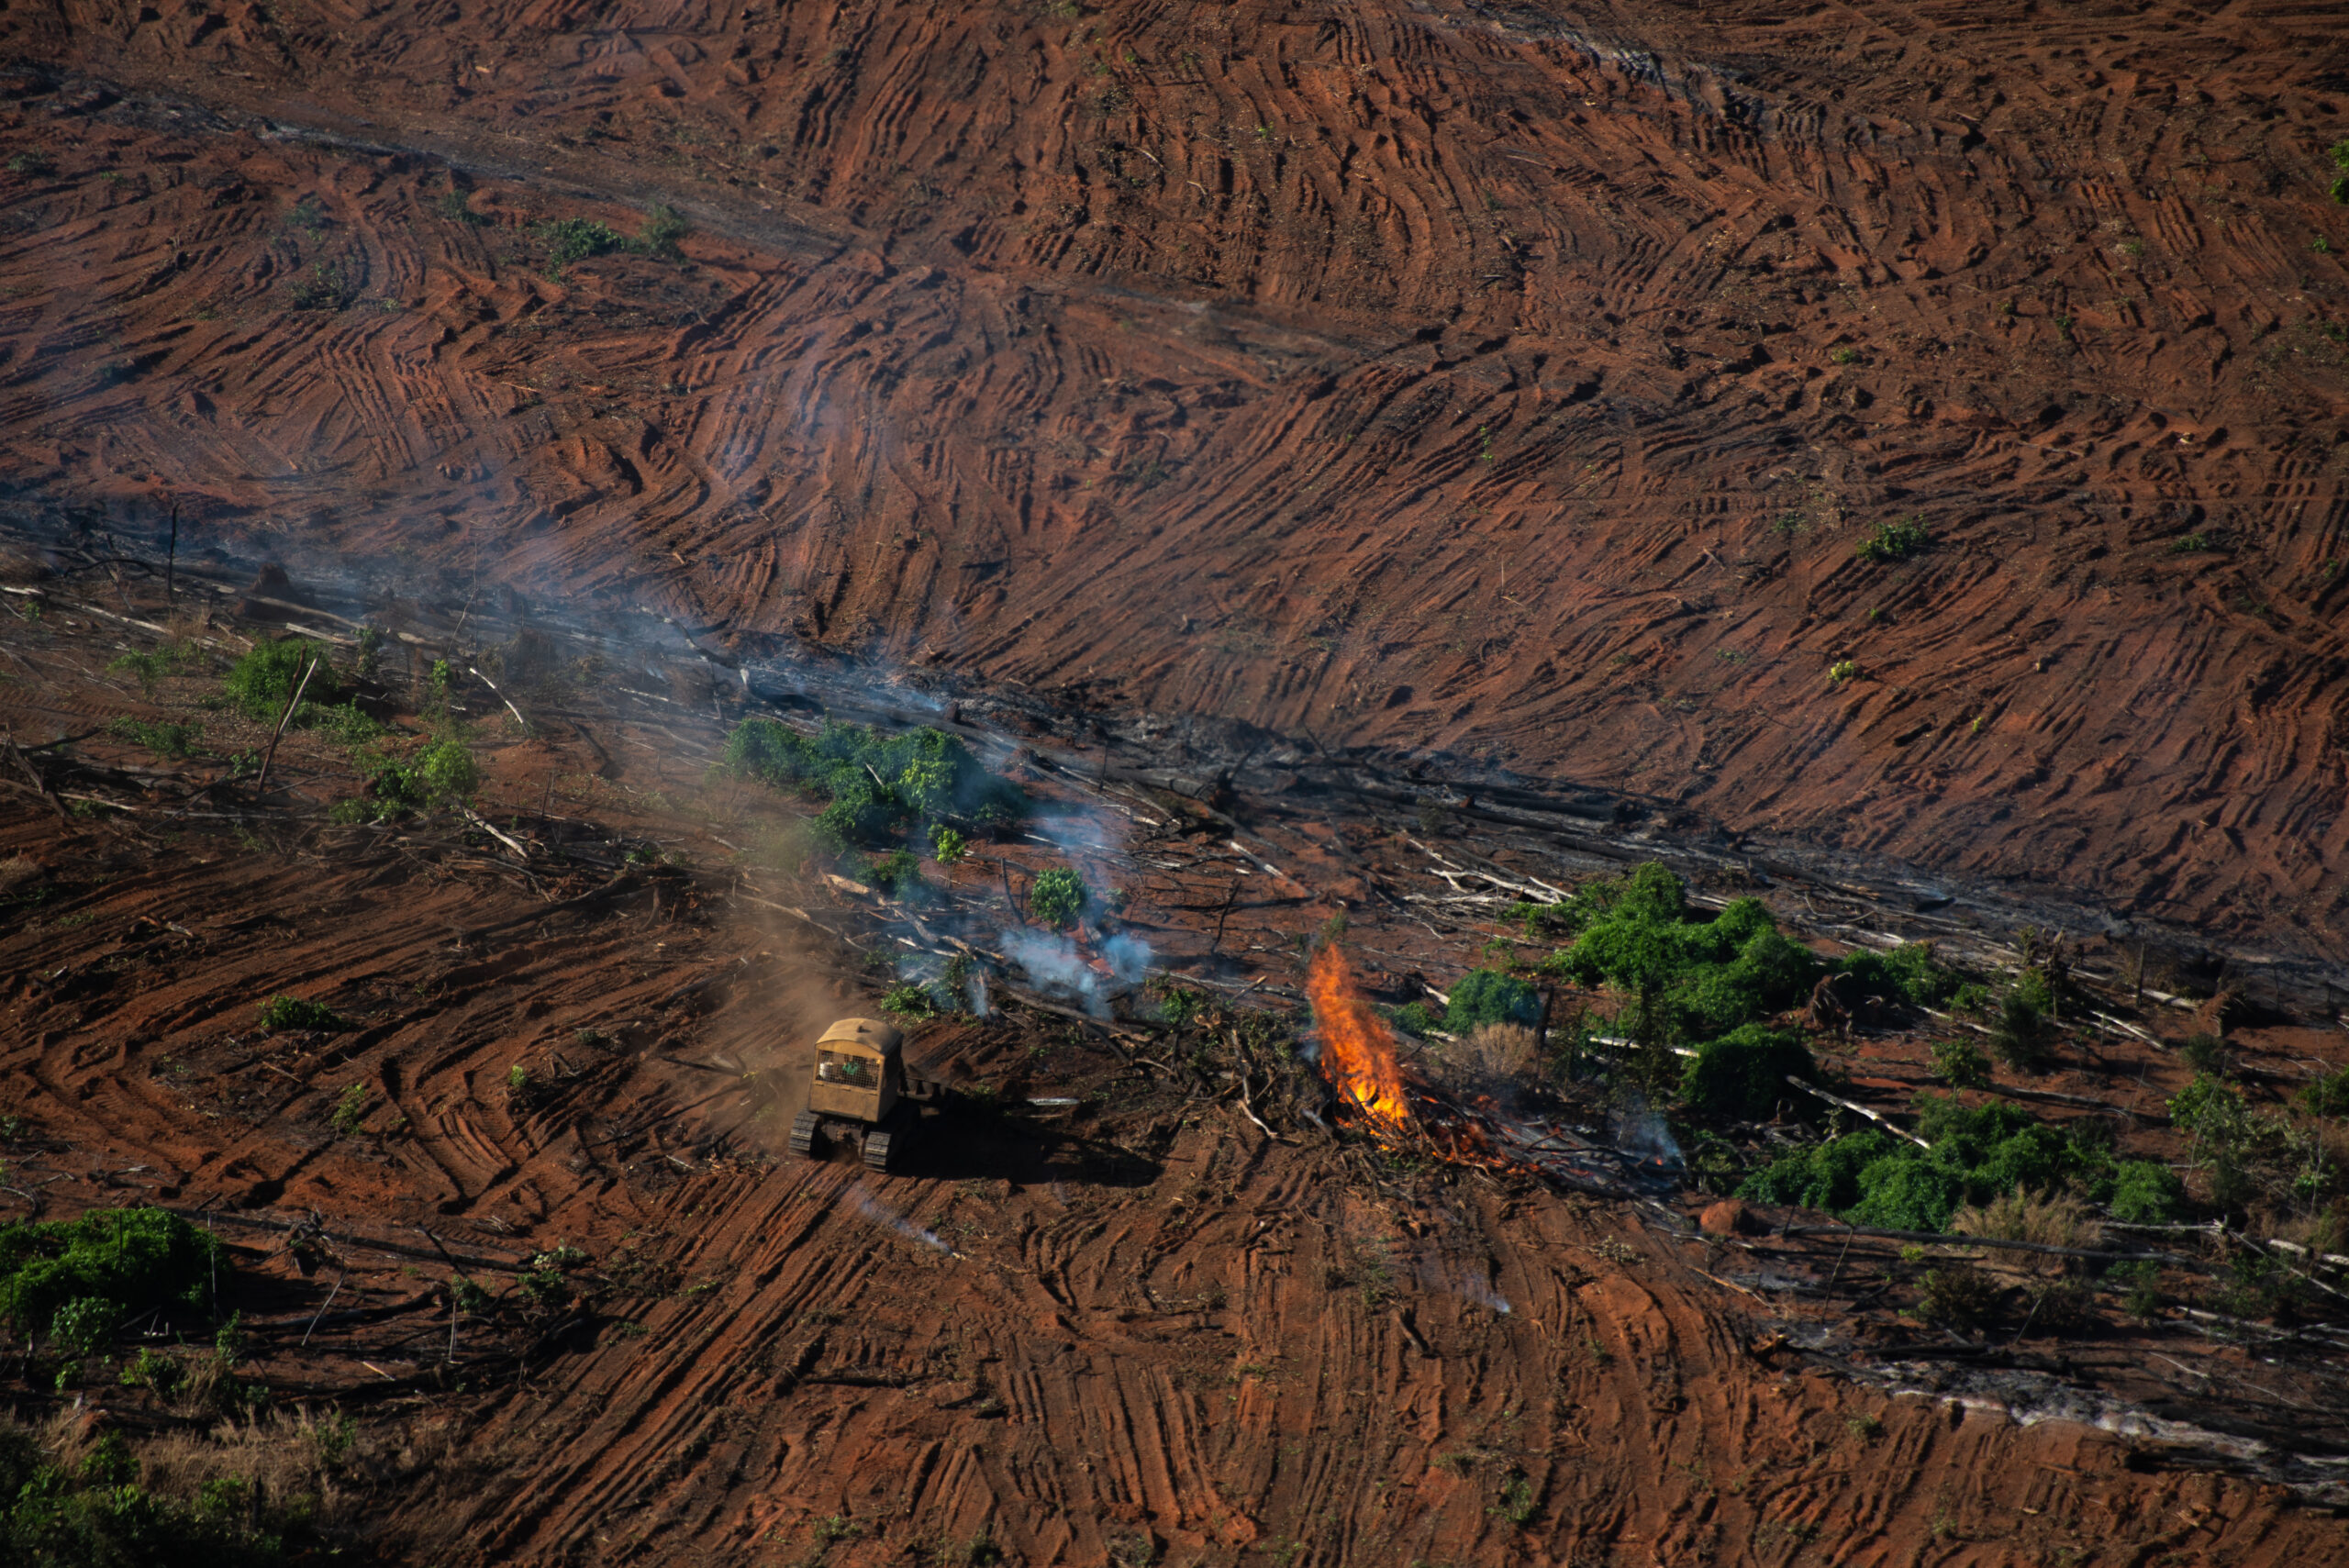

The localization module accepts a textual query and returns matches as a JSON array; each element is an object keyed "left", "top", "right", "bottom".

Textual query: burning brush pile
[{"left": 1304, "top": 945, "right": 1675, "bottom": 1196}]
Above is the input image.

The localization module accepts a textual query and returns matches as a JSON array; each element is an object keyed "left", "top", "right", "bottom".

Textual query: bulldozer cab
[{"left": 808, "top": 1018, "right": 905, "bottom": 1124}]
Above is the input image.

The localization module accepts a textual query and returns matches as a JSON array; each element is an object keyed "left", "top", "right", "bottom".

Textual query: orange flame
[{"left": 1307, "top": 943, "right": 1412, "bottom": 1132}]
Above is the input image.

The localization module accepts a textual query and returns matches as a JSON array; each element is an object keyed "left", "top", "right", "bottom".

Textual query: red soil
[
  {"left": 0, "top": 0, "right": 2345, "bottom": 963},
  {"left": 4, "top": 577, "right": 2348, "bottom": 1564}
]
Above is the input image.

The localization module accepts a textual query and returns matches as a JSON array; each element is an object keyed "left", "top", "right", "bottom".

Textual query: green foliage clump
[
  {"left": 1931, "top": 1037, "right": 1992, "bottom": 1090},
  {"left": 1384, "top": 1001, "right": 1440, "bottom": 1038},
  {"left": 2107, "top": 1160, "right": 2188, "bottom": 1224},
  {"left": 107, "top": 643, "right": 199, "bottom": 695},
  {"left": 1546, "top": 864, "right": 1819, "bottom": 1043},
  {"left": 721, "top": 718, "right": 1021, "bottom": 849},
  {"left": 0, "top": 1208, "right": 222, "bottom": 1346},
  {"left": 221, "top": 639, "right": 340, "bottom": 720},
  {"left": 1739, "top": 1095, "right": 2102, "bottom": 1232},
  {"left": 538, "top": 217, "right": 621, "bottom": 271},
  {"left": 1029, "top": 867, "right": 1086, "bottom": 929},
  {"left": 2302, "top": 1066, "right": 2349, "bottom": 1119},
  {"left": 930, "top": 825, "right": 968, "bottom": 864},
  {"left": 328, "top": 1084, "right": 369, "bottom": 1138},
  {"left": 637, "top": 204, "right": 689, "bottom": 260},
  {"left": 0, "top": 1419, "right": 320, "bottom": 1567},
  {"left": 2331, "top": 139, "right": 2349, "bottom": 205},
  {"left": 2168, "top": 1073, "right": 2252, "bottom": 1157},
  {"left": 881, "top": 984, "right": 940, "bottom": 1020},
  {"left": 1837, "top": 943, "right": 1958, "bottom": 1007},
  {"left": 351, "top": 738, "right": 479, "bottom": 818},
  {"left": 1444, "top": 969, "right": 1542, "bottom": 1034},
  {"left": 107, "top": 717, "right": 203, "bottom": 758},
  {"left": 1678, "top": 1025, "right": 1813, "bottom": 1120},
  {"left": 1987, "top": 995, "right": 2054, "bottom": 1073},
  {"left": 1854, "top": 517, "right": 1930, "bottom": 563},
  {"left": 255, "top": 995, "right": 348, "bottom": 1033},
  {"left": 867, "top": 849, "right": 923, "bottom": 899}
]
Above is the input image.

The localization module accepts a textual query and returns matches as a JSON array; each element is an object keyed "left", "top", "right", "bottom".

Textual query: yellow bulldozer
[{"left": 786, "top": 1018, "right": 941, "bottom": 1173}]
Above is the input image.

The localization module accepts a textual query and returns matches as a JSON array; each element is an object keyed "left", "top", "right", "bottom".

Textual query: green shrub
[
  {"left": 1030, "top": 867, "right": 1086, "bottom": 929},
  {"left": 2168, "top": 1073, "right": 2251, "bottom": 1157},
  {"left": 328, "top": 1084, "right": 368, "bottom": 1138},
  {"left": 1547, "top": 866, "right": 1818, "bottom": 1042},
  {"left": 1445, "top": 968, "right": 1542, "bottom": 1033},
  {"left": 1930, "top": 1038, "right": 1991, "bottom": 1090},
  {"left": 867, "top": 849, "right": 923, "bottom": 898},
  {"left": 1854, "top": 517, "right": 1930, "bottom": 563},
  {"left": 636, "top": 203, "right": 688, "bottom": 260},
  {"left": 1987, "top": 995, "right": 2053, "bottom": 1072},
  {"left": 721, "top": 717, "right": 1022, "bottom": 849},
  {"left": 2330, "top": 138, "right": 2349, "bottom": 205},
  {"left": 1915, "top": 1262, "right": 1998, "bottom": 1329},
  {"left": 1739, "top": 1095, "right": 2101, "bottom": 1232},
  {"left": 255, "top": 995, "right": 348, "bottom": 1033},
  {"left": 298, "top": 701, "right": 383, "bottom": 747},
  {"left": 2107, "top": 1160, "right": 2188, "bottom": 1224},
  {"left": 930, "top": 825, "right": 968, "bottom": 864},
  {"left": 2301, "top": 1066, "right": 2349, "bottom": 1118},
  {"left": 108, "top": 717, "right": 203, "bottom": 758},
  {"left": 222, "top": 639, "right": 341, "bottom": 720},
  {"left": 1839, "top": 942, "right": 1959, "bottom": 1006},
  {"left": 1679, "top": 1025, "right": 1813, "bottom": 1120},
  {"left": 1386, "top": 1001, "right": 1440, "bottom": 1038},
  {"left": 356, "top": 738, "right": 479, "bottom": 815},
  {"left": 0, "top": 1208, "right": 222, "bottom": 1344},
  {"left": 881, "top": 984, "right": 940, "bottom": 1020},
  {"left": 538, "top": 217, "right": 620, "bottom": 271}
]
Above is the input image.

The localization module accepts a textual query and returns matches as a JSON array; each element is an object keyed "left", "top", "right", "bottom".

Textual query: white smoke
[
  {"left": 997, "top": 927, "right": 1154, "bottom": 1018},
  {"left": 846, "top": 1183, "right": 954, "bottom": 1255}
]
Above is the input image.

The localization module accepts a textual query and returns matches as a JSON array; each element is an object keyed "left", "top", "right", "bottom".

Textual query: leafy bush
[
  {"left": 1445, "top": 969, "right": 1541, "bottom": 1034},
  {"left": 1987, "top": 995, "right": 2053, "bottom": 1072},
  {"left": 329, "top": 1084, "right": 368, "bottom": 1138},
  {"left": 2107, "top": 1160, "right": 2187, "bottom": 1224},
  {"left": 721, "top": 718, "right": 1021, "bottom": 848},
  {"left": 1739, "top": 1095, "right": 2102, "bottom": 1232},
  {"left": 353, "top": 739, "right": 479, "bottom": 817},
  {"left": 1030, "top": 867, "right": 1086, "bottom": 929},
  {"left": 2302, "top": 1066, "right": 2349, "bottom": 1119},
  {"left": 930, "top": 826, "right": 968, "bottom": 864},
  {"left": 1838, "top": 942, "right": 1958, "bottom": 1006},
  {"left": 2168, "top": 1073, "right": 2252, "bottom": 1158},
  {"left": 1546, "top": 865, "right": 1818, "bottom": 1042},
  {"left": 881, "top": 984, "right": 939, "bottom": 1020},
  {"left": 2331, "top": 138, "right": 2349, "bottom": 205},
  {"left": 868, "top": 849, "right": 923, "bottom": 898},
  {"left": 298, "top": 701, "right": 383, "bottom": 747},
  {"left": 222, "top": 639, "right": 340, "bottom": 720},
  {"left": 538, "top": 217, "right": 620, "bottom": 270},
  {"left": 1930, "top": 1038, "right": 1991, "bottom": 1090},
  {"left": 0, "top": 1208, "right": 222, "bottom": 1344},
  {"left": 637, "top": 203, "right": 688, "bottom": 259},
  {"left": 255, "top": 995, "right": 348, "bottom": 1033},
  {"left": 108, "top": 718, "right": 203, "bottom": 758},
  {"left": 1915, "top": 1262, "right": 1998, "bottom": 1329},
  {"left": 1385, "top": 1001, "right": 1440, "bottom": 1038},
  {"left": 1854, "top": 517, "right": 1930, "bottom": 563},
  {"left": 1679, "top": 1025, "right": 1813, "bottom": 1120}
]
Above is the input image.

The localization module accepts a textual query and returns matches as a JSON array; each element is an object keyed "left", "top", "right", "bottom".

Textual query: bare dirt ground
[
  {"left": 2, "top": 553, "right": 2346, "bottom": 1564},
  {"left": 2, "top": 0, "right": 2348, "bottom": 1560},
  {"left": 0, "top": 0, "right": 2343, "bottom": 964}
]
